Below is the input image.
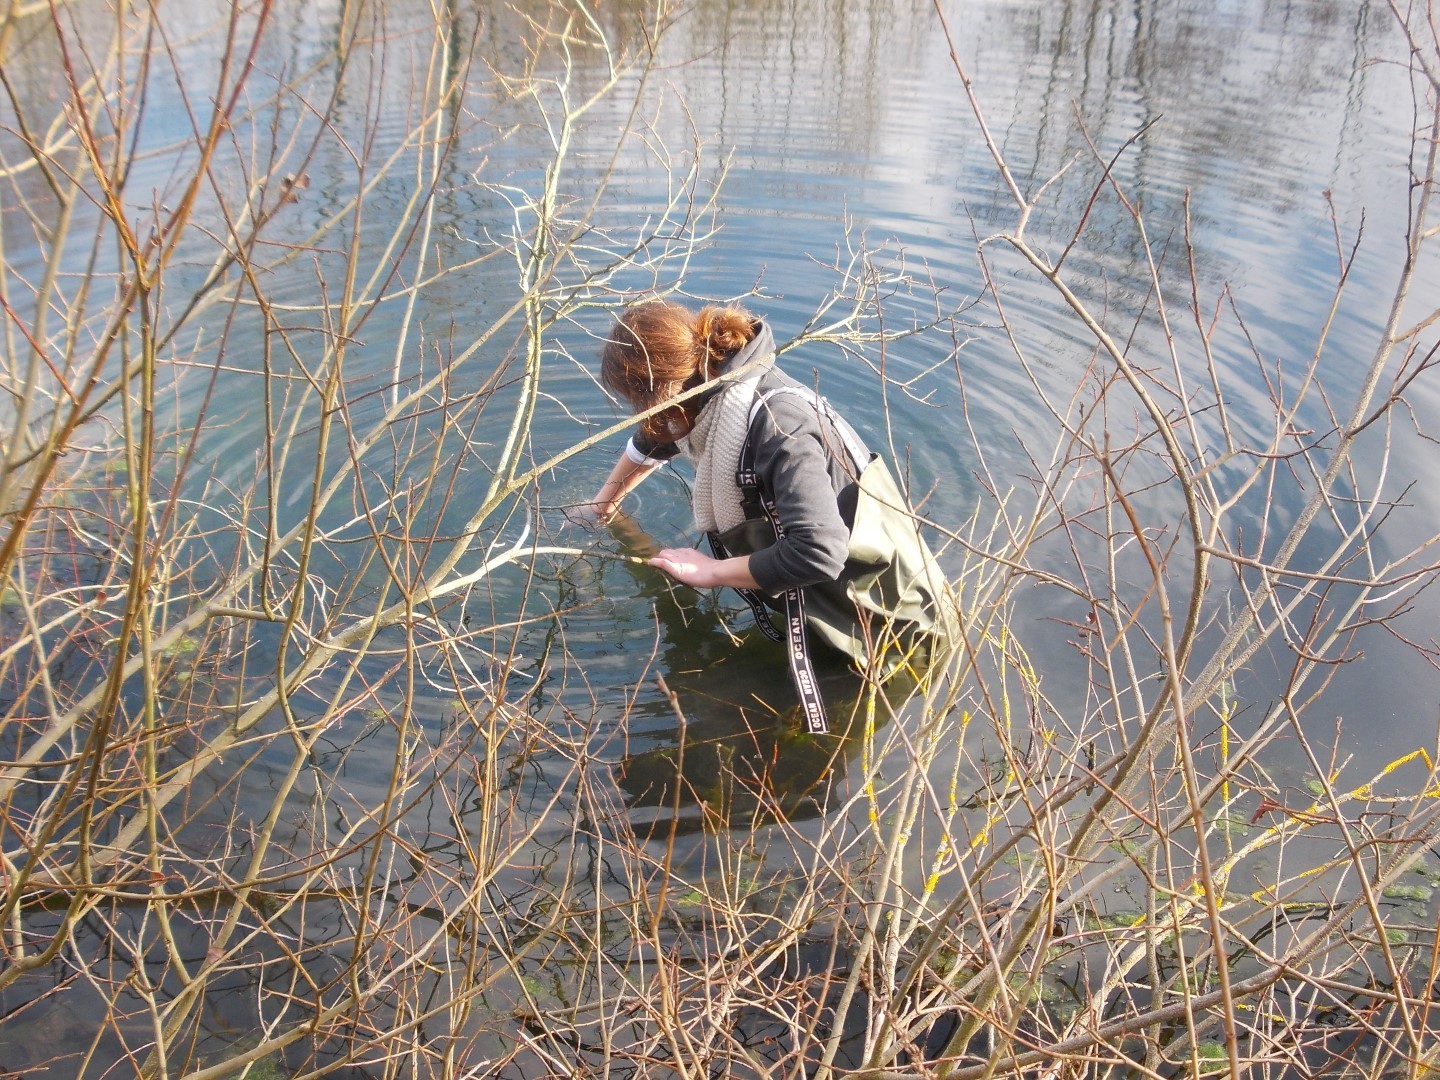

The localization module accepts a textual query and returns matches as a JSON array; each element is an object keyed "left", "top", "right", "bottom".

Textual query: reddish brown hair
[{"left": 601, "top": 300, "right": 757, "bottom": 443}]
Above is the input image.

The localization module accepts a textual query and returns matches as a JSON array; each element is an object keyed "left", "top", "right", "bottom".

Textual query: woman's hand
[
  {"left": 649, "top": 548, "right": 759, "bottom": 590},
  {"left": 584, "top": 453, "right": 660, "bottom": 528},
  {"left": 585, "top": 499, "right": 620, "bottom": 525}
]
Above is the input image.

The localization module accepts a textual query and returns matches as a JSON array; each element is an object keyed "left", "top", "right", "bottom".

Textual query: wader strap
[
  {"left": 736, "top": 464, "right": 829, "bottom": 735},
  {"left": 707, "top": 530, "right": 783, "bottom": 644},
  {"left": 747, "top": 386, "right": 868, "bottom": 473}
]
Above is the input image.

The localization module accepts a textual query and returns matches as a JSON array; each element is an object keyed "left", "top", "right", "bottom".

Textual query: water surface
[{"left": 0, "top": 0, "right": 1434, "bottom": 1072}]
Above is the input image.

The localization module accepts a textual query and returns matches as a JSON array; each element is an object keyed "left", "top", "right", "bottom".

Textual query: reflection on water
[{"left": 596, "top": 511, "right": 901, "bottom": 831}]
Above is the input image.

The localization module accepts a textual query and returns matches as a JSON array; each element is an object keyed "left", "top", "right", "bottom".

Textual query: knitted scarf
[{"left": 680, "top": 367, "right": 766, "bottom": 534}]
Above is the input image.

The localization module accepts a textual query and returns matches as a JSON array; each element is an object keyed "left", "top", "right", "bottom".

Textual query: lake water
[
  {"left": 540, "top": 0, "right": 1431, "bottom": 784},
  {"left": 2, "top": 0, "right": 1436, "bottom": 1074}
]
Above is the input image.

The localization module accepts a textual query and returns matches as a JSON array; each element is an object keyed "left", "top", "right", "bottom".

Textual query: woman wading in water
[{"left": 591, "top": 300, "right": 952, "bottom": 733}]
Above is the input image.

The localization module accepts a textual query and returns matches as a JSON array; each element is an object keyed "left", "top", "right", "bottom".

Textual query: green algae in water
[
  {"left": 1409, "top": 857, "right": 1440, "bottom": 881},
  {"left": 1383, "top": 883, "right": 1433, "bottom": 903},
  {"left": 1195, "top": 1042, "right": 1228, "bottom": 1073},
  {"left": 226, "top": 1055, "right": 288, "bottom": 1080},
  {"left": 1109, "top": 837, "right": 1147, "bottom": 859},
  {"left": 1001, "top": 848, "right": 1047, "bottom": 876},
  {"left": 160, "top": 636, "right": 200, "bottom": 659},
  {"left": 1102, "top": 910, "right": 1143, "bottom": 929},
  {"left": 1209, "top": 814, "right": 1251, "bottom": 836},
  {"left": 1082, "top": 909, "right": 1143, "bottom": 931},
  {"left": 246, "top": 1059, "right": 287, "bottom": 1080}
]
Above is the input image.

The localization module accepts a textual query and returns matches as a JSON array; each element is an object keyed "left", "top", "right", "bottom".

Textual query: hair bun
[{"left": 695, "top": 305, "right": 754, "bottom": 358}]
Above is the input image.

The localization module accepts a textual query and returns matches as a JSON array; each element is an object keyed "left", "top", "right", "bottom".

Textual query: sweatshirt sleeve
[
  {"left": 628, "top": 430, "right": 680, "bottom": 465},
  {"left": 746, "top": 397, "right": 851, "bottom": 594}
]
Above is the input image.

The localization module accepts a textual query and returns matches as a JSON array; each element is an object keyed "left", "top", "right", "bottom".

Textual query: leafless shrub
[{"left": 4, "top": 1, "right": 1440, "bottom": 1078}]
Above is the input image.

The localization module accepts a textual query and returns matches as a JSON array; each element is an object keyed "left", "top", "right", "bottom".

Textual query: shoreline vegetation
[{"left": 2, "top": 1, "right": 1440, "bottom": 1077}]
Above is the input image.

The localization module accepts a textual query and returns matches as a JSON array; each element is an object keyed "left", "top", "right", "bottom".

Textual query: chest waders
[{"left": 707, "top": 388, "right": 953, "bottom": 735}]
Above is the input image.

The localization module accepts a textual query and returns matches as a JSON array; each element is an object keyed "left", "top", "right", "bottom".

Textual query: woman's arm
[
  {"left": 744, "top": 400, "right": 851, "bottom": 591},
  {"left": 648, "top": 548, "right": 760, "bottom": 590},
  {"left": 589, "top": 447, "right": 658, "bottom": 522}
]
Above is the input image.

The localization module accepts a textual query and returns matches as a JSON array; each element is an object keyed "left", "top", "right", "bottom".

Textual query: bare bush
[{"left": 4, "top": 1, "right": 1440, "bottom": 1078}]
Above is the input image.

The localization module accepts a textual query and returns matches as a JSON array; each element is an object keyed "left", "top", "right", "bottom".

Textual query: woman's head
[{"left": 601, "top": 300, "right": 757, "bottom": 442}]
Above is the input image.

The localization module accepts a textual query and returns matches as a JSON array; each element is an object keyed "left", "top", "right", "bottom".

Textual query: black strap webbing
[
  {"left": 707, "top": 530, "right": 783, "bottom": 644},
  {"left": 732, "top": 433, "right": 830, "bottom": 735},
  {"left": 759, "top": 496, "right": 829, "bottom": 735}
]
